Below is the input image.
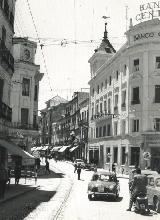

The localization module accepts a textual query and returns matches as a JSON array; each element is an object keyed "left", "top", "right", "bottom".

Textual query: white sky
[{"left": 14, "top": 0, "right": 151, "bottom": 110}]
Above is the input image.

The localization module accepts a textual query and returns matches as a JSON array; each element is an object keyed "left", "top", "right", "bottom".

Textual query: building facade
[
  {"left": 88, "top": 19, "right": 160, "bottom": 173},
  {"left": 0, "top": 0, "right": 16, "bottom": 166},
  {"left": 10, "top": 37, "right": 44, "bottom": 153}
]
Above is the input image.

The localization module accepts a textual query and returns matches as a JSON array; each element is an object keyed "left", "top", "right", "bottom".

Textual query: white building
[
  {"left": 0, "top": 0, "right": 16, "bottom": 166},
  {"left": 10, "top": 37, "right": 44, "bottom": 153},
  {"left": 88, "top": 19, "right": 160, "bottom": 173}
]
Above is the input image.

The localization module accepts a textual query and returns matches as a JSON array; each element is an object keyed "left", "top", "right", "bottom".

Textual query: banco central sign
[{"left": 136, "top": 1, "right": 160, "bottom": 21}]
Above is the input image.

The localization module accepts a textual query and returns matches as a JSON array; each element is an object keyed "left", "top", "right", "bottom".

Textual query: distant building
[
  {"left": 88, "top": 19, "right": 160, "bottom": 172},
  {"left": 10, "top": 37, "right": 44, "bottom": 153}
]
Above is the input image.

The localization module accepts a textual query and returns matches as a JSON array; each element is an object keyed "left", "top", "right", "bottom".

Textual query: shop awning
[
  {"left": 41, "top": 145, "right": 49, "bottom": 151},
  {"left": 36, "top": 146, "right": 44, "bottom": 151},
  {"left": 58, "top": 145, "right": 69, "bottom": 153},
  {"left": 51, "top": 146, "right": 62, "bottom": 152},
  {"left": 69, "top": 146, "right": 79, "bottom": 152},
  {"left": 0, "top": 139, "right": 35, "bottom": 165}
]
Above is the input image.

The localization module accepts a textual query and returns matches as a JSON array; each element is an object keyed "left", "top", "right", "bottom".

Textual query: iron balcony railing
[
  {"left": 0, "top": 39, "right": 14, "bottom": 72},
  {"left": 0, "top": 101, "right": 12, "bottom": 122}
]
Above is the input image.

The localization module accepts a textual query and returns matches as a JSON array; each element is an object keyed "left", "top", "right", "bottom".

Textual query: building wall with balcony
[
  {"left": 9, "top": 38, "right": 44, "bottom": 152},
  {"left": 88, "top": 19, "right": 160, "bottom": 172},
  {"left": 0, "top": 0, "right": 16, "bottom": 166}
]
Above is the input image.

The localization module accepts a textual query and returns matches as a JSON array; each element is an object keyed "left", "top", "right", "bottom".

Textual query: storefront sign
[
  {"left": 133, "top": 31, "right": 160, "bottom": 41},
  {"left": 136, "top": 1, "right": 160, "bottom": 21}
]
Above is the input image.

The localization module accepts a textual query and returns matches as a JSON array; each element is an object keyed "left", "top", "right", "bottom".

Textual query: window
[
  {"left": 114, "top": 94, "right": 118, "bottom": 107},
  {"left": 99, "top": 127, "right": 102, "bottom": 137},
  {"left": 0, "top": 78, "right": 4, "bottom": 101},
  {"left": 133, "top": 59, "right": 139, "bottom": 72},
  {"left": 34, "top": 85, "right": 38, "bottom": 101},
  {"left": 121, "top": 147, "right": 126, "bottom": 165},
  {"left": 97, "top": 85, "right": 100, "bottom": 94},
  {"left": 101, "top": 82, "right": 103, "bottom": 92},
  {"left": 96, "top": 104, "right": 99, "bottom": 114},
  {"left": 116, "top": 71, "right": 119, "bottom": 80},
  {"left": 156, "top": 57, "right": 160, "bottom": 69},
  {"left": 109, "top": 76, "right": 112, "bottom": 85},
  {"left": 122, "top": 90, "right": 126, "bottom": 107},
  {"left": 132, "top": 119, "right": 139, "bottom": 132},
  {"left": 33, "top": 114, "right": 37, "bottom": 128},
  {"left": 105, "top": 79, "right": 107, "bottom": 88},
  {"left": 91, "top": 107, "right": 94, "bottom": 117},
  {"left": 107, "top": 124, "right": 111, "bottom": 136},
  {"left": 104, "top": 100, "right": 107, "bottom": 113},
  {"left": 108, "top": 98, "right": 111, "bottom": 113},
  {"left": 92, "top": 88, "right": 95, "bottom": 96},
  {"left": 21, "top": 108, "right": 29, "bottom": 125},
  {"left": 132, "top": 87, "right": 140, "bottom": 104},
  {"left": 2, "top": 26, "right": 6, "bottom": 43},
  {"left": 106, "top": 148, "right": 110, "bottom": 163},
  {"left": 0, "top": 0, "right": 3, "bottom": 8},
  {"left": 22, "top": 78, "right": 30, "bottom": 96},
  {"left": 113, "top": 147, "right": 118, "bottom": 163},
  {"left": 103, "top": 125, "right": 106, "bottom": 136},
  {"left": 96, "top": 127, "right": 98, "bottom": 138},
  {"left": 114, "top": 121, "right": 118, "bottom": 135},
  {"left": 154, "top": 118, "right": 160, "bottom": 131},
  {"left": 124, "top": 64, "right": 127, "bottom": 76},
  {"left": 100, "top": 102, "right": 103, "bottom": 113},
  {"left": 155, "top": 85, "right": 160, "bottom": 103},
  {"left": 122, "top": 120, "right": 126, "bottom": 135}
]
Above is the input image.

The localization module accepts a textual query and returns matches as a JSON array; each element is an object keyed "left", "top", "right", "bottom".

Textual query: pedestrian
[
  {"left": 7, "top": 166, "right": 11, "bottom": 187},
  {"left": 34, "top": 168, "right": 38, "bottom": 185},
  {"left": 112, "top": 163, "right": 116, "bottom": 173},
  {"left": 14, "top": 165, "right": 21, "bottom": 184},
  {"left": 74, "top": 162, "right": 77, "bottom": 173},
  {"left": 77, "top": 164, "right": 81, "bottom": 180},
  {"left": 45, "top": 159, "right": 50, "bottom": 174},
  {"left": 0, "top": 163, "right": 8, "bottom": 199},
  {"left": 36, "top": 158, "right": 41, "bottom": 170}
]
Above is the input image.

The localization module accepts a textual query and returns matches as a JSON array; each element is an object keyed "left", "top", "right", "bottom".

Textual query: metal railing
[{"left": 11, "top": 122, "right": 39, "bottom": 131}]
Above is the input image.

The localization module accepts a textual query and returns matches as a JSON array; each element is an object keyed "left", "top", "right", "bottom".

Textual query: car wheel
[
  {"left": 88, "top": 194, "right": 93, "bottom": 201},
  {"left": 153, "top": 197, "right": 160, "bottom": 213}
]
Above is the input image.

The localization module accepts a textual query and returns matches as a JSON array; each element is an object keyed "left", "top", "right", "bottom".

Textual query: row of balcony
[
  {"left": 0, "top": 39, "right": 14, "bottom": 72},
  {"left": 0, "top": 101, "right": 12, "bottom": 121},
  {"left": 0, "top": 0, "right": 14, "bottom": 28}
]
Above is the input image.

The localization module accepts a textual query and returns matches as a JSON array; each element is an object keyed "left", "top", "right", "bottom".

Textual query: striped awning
[{"left": 69, "top": 146, "right": 78, "bottom": 152}]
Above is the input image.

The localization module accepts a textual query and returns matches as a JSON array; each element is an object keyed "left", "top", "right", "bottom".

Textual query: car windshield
[
  {"left": 94, "top": 174, "right": 116, "bottom": 182},
  {"left": 76, "top": 159, "right": 83, "bottom": 162},
  {"left": 156, "top": 178, "right": 160, "bottom": 187}
]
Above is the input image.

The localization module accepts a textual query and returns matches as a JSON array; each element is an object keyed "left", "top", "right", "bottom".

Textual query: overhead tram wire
[{"left": 26, "top": 0, "right": 53, "bottom": 95}]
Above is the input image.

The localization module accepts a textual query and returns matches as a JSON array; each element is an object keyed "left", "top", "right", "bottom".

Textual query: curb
[{"left": 0, "top": 185, "right": 40, "bottom": 205}]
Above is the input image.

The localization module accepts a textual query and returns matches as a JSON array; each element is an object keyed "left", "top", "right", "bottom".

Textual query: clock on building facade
[{"left": 23, "top": 49, "right": 31, "bottom": 61}]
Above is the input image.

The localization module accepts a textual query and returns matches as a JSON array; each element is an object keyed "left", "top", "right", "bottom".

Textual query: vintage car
[
  {"left": 87, "top": 171, "right": 120, "bottom": 201},
  {"left": 147, "top": 174, "right": 160, "bottom": 213},
  {"left": 74, "top": 159, "right": 85, "bottom": 168}
]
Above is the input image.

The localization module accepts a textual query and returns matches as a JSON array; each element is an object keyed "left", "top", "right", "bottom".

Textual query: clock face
[{"left": 24, "top": 49, "right": 31, "bottom": 61}]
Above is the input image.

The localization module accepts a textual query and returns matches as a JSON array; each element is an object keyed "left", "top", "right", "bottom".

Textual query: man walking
[
  {"left": 45, "top": 159, "right": 50, "bottom": 174},
  {"left": 77, "top": 164, "right": 81, "bottom": 180}
]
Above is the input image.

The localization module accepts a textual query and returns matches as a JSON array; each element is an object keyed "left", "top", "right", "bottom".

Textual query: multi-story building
[
  {"left": 0, "top": 0, "right": 16, "bottom": 166},
  {"left": 79, "top": 98, "right": 89, "bottom": 161},
  {"left": 56, "top": 92, "right": 89, "bottom": 160},
  {"left": 10, "top": 37, "right": 44, "bottom": 153},
  {"left": 39, "top": 95, "right": 67, "bottom": 146},
  {"left": 88, "top": 19, "right": 160, "bottom": 172}
]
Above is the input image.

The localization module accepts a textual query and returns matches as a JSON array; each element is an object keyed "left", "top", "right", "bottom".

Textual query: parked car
[
  {"left": 147, "top": 174, "right": 160, "bottom": 213},
  {"left": 74, "top": 159, "right": 85, "bottom": 168},
  {"left": 87, "top": 171, "right": 120, "bottom": 201},
  {"left": 85, "top": 163, "right": 95, "bottom": 171}
]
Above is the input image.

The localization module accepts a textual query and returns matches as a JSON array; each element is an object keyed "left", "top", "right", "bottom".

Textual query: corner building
[{"left": 88, "top": 19, "right": 160, "bottom": 172}]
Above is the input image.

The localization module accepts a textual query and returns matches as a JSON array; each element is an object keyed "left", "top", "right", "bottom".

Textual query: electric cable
[{"left": 26, "top": 0, "right": 53, "bottom": 95}]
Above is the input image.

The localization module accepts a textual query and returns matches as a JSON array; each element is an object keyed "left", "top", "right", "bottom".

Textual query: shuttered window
[{"left": 155, "top": 85, "right": 160, "bottom": 103}]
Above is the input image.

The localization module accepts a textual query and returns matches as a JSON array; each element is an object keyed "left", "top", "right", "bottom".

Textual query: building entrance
[{"left": 151, "top": 148, "right": 160, "bottom": 172}]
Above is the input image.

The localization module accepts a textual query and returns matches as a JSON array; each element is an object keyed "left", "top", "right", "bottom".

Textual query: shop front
[{"left": 88, "top": 145, "right": 100, "bottom": 166}]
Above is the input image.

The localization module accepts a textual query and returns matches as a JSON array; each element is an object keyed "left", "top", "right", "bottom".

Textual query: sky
[{"left": 14, "top": 0, "right": 151, "bottom": 110}]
